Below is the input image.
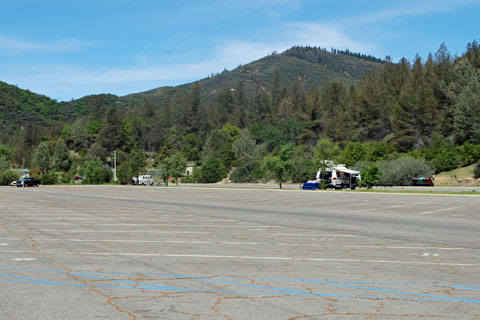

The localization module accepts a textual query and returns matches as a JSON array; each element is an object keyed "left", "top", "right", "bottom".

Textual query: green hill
[
  {"left": 0, "top": 46, "right": 382, "bottom": 135},
  {"left": 128, "top": 46, "right": 381, "bottom": 100},
  {"left": 0, "top": 81, "right": 66, "bottom": 135}
]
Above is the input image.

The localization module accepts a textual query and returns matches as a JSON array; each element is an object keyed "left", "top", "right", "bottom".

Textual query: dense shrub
[
  {"left": 359, "top": 164, "right": 382, "bottom": 189},
  {"left": 431, "top": 148, "right": 459, "bottom": 173},
  {"left": 0, "top": 170, "right": 19, "bottom": 186},
  {"left": 474, "top": 162, "right": 480, "bottom": 179},
  {"left": 457, "top": 141, "right": 480, "bottom": 166},
  {"left": 378, "top": 157, "right": 434, "bottom": 186},
  {"left": 198, "top": 158, "right": 228, "bottom": 183},
  {"left": 41, "top": 172, "right": 58, "bottom": 185},
  {"left": 230, "top": 166, "right": 251, "bottom": 183},
  {"left": 80, "top": 160, "right": 112, "bottom": 184}
]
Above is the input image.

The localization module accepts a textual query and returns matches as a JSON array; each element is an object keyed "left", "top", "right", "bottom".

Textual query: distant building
[
  {"left": 13, "top": 168, "right": 30, "bottom": 177},
  {"left": 185, "top": 163, "right": 198, "bottom": 176}
]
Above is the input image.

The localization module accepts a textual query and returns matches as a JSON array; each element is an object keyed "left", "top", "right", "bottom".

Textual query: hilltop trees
[{"left": 1, "top": 41, "right": 480, "bottom": 186}]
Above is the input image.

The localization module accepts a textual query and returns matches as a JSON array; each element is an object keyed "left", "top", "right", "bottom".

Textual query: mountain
[
  {"left": 0, "top": 47, "right": 382, "bottom": 135},
  {"left": 126, "top": 46, "right": 382, "bottom": 101},
  {"left": 0, "top": 81, "right": 66, "bottom": 135}
]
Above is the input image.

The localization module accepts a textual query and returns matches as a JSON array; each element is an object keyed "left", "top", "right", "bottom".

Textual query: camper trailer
[
  {"left": 303, "top": 161, "right": 361, "bottom": 190},
  {"left": 132, "top": 174, "right": 154, "bottom": 186}
]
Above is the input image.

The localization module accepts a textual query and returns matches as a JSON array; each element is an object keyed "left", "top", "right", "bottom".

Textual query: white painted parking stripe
[
  {"left": 0, "top": 250, "right": 476, "bottom": 266},
  {"left": 12, "top": 229, "right": 210, "bottom": 234},
  {"left": 5, "top": 217, "right": 234, "bottom": 222},
  {"left": 272, "top": 233, "right": 357, "bottom": 237},
  {"left": 9, "top": 229, "right": 357, "bottom": 237},
  {"left": 0, "top": 237, "right": 464, "bottom": 250},
  {"left": 417, "top": 205, "right": 473, "bottom": 215},
  {"left": 17, "top": 223, "right": 275, "bottom": 228},
  {"left": 388, "top": 202, "right": 429, "bottom": 208}
]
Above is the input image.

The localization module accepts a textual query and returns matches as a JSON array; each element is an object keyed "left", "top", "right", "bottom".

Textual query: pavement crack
[{"left": 0, "top": 223, "right": 138, "bottom": 320}]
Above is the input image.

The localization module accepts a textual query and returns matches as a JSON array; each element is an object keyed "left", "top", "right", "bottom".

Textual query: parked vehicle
[
  {"left": 303, "top": 161, "right": 361, "bottom": 190},
  {"left": 132, "top": 174, "right": 154, "bottom": 186},
  {"left": 412, "top": 176, "right": 435, "bottom": 186},
  {"left": 16, "top": 177, "right": 41, "bottom": 187}
]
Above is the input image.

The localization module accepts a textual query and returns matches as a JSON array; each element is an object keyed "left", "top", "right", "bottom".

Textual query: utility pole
[{"left": 113, "top": 150, "right": 117, "bottom": 182}]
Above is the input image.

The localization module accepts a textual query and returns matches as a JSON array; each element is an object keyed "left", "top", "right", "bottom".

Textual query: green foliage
[
  {"left": 86, "top": 120, "right": 104, "bottom": 136},
  {"left": 474, "top": 162, "right": 480, "bottom": 179},
  {"left": 80, "top": 159, "right": 112, "bottom": 185},
  {"left": 53, "top": 138, "right": 71, "bottom": 172},
  {"left": 129, "top": 148, "right": 147, "bottom": 181},
  {"left": 0, "top": 156, "right": 10, "bottom": 172},
  {"left": 32, "top": 142, "right": 51, "bottom": 175},
  {"left": 160, "top": 153, "right": 187, "bottom": 186},
  {"left": 117, "top": 162, "right": 133, "bottom": 184},
  {"left": 292, "top": 157, "right": 316, "bottom": 185},
  {"left": 0, "top": 144, "right": 13, "bottom": 160},
  {"left": 375, "top": 157, "right": 434, "bottom": 186},
  {"left": 3, "top": 41, "right": 480, "bottom": 186},
  {"left": 456, "top": 141, "right": 480, "bottom": 166},
  {"left": 264, "top": 144, "right": 294, "bottom": 189},
  {"left": 59, "top": 171, "right": 73, "bottom": 184},
  {"left": 231, "top": 130, "right": 264, "bottom": 182},
  {"left": 181, "top": 133, "right": 201, "bottom": 162},
  {"left": 337, "top": 142, "right": 367, "bottom": 167},
  {"left": 41, "top": 172, "right": 57, "bottom": 185},
  {"left": 0, "top": 169, "right": 18, "bottom": 186},
  {"left": 198, "top": 157, "right": 228, "bottom": 183},
  {"left": 0, "top": 81, "right": 67, "bottom": 135},
  {"left": 359, "top": 164, "right": 382, "bottom": 189},
  {"left": 313, "top": 138, "right": 340, "bottom": 163}
]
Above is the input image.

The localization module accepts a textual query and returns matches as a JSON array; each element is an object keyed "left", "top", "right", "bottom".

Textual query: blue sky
[{"left": 1, "top": 0, "right": 479, "bottom": 101}]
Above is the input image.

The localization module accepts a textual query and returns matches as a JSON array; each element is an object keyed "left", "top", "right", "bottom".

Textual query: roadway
[{"left": 0, "top": 185, "right": 479, "bottom": 319}]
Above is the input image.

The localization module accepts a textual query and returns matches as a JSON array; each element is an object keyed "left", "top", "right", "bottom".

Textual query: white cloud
[
  {"left": 285, "top": 23, "right": 377, "bottom": 52},
  {"left": 0, "top": 34, "right": 95, "bottom": 55},
  {"left": 2, "top": 22, "right": 376, "bottom": 100},
  {"left": 342, "top": 0, "right": 480, "bottom": 26}
]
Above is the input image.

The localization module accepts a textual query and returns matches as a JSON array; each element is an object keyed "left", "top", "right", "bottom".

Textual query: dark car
[{"left": 16, "top": 177, "right": 41, "bottom": 187}]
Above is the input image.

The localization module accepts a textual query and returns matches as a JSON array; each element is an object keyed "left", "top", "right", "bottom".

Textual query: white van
[
  {"left": 132, "top": 175, "right": 154, "bottom": 186},
  {"left": 315, "top": 161, "right": 361, "bottom": 190}
]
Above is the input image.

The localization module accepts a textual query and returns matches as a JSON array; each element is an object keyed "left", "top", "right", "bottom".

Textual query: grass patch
[{"left": 434, "top": 164, "right": 479, "bottom": 187}]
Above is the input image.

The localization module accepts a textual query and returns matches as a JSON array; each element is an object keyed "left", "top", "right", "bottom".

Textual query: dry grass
[{"left": 434, "top": 164, "right": 480, "bottom": 187}]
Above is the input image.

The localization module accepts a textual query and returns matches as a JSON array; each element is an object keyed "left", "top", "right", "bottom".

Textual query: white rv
[
  {"left": 310, "top": 161, "right": 361, "bottom": 190},
  {"left": 132, "top": 174, "right": 154, "bottom": 186}
]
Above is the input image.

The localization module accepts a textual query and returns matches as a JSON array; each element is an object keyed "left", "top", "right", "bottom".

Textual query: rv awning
[{"left": 334, "top": 167, "right": 360, "bottom": 175}]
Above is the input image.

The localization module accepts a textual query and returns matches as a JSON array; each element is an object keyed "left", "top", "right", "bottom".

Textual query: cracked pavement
[{"left": 0, "top": 185, "right": 479, "bottom": 319}]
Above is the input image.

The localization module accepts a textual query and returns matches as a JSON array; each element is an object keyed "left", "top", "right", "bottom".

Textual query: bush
[
  {"left": 198, "top": 158, "right": 228, "bottom": 183},
  {"left": 359, "top": 164, "right": 382, "bottom": 189},
  {"left": 41, "top": 172, "right": 58, "bottom": 185},
  {"left": 81, "top": 159, "right": 112, "bottom": 185},
  {"left": 457, "top": 142, "right": 480, "bottom": 166},
  {"left": 378, "top": 157, "right": 434, "bottom": 186},
  {"left": 0, "top": 170, "right": 19, "bottom": 186},
  {"left": 230, "top": 163, "right": 263, "bottom": 183},
  {"left": 230, "top": 166, "right": 250, "bottom": 183},
  {"left": 59, "top": 172, "right": 73, "bottom": 184},
  {"left": 432, "top": 148, "right": 459, "bottom": 173},
  {"left": 474, "top": 162, "right": 480, "bottom": 179}
]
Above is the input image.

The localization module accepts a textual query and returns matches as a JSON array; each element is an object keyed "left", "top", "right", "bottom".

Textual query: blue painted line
[
  {"left": 229, "top": 276, "right": 480, "bottom": 291},
  {"left": 1, "top": 268, "right": 478, "bottom": 304}
]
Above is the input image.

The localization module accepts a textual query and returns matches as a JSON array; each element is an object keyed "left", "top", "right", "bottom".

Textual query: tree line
[{"left": 1, "top": 40, "right": 480, "bottom": 187}]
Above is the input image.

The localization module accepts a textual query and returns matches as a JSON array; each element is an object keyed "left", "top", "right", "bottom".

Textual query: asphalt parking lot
[{"left": 0, "top": 186, "right": 479, "bottom": 319}]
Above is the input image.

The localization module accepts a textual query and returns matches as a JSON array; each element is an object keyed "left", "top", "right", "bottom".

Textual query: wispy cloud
[
  {"left": 342, "top": 0, "right": 480, "bottom": 26},
  {"left": 2, "top": 22, "right": 377, "bottom": 100},
  {"left": 0, "top": 35, "right": 95, "bottom": 55}
]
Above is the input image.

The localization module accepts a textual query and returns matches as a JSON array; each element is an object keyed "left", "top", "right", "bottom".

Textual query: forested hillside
[
  {"left": 0, "top": 42, "right": 479, "bottom": 186},
  {"left": 0, "top": 81, "right": 68, "bottom": 135}
]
